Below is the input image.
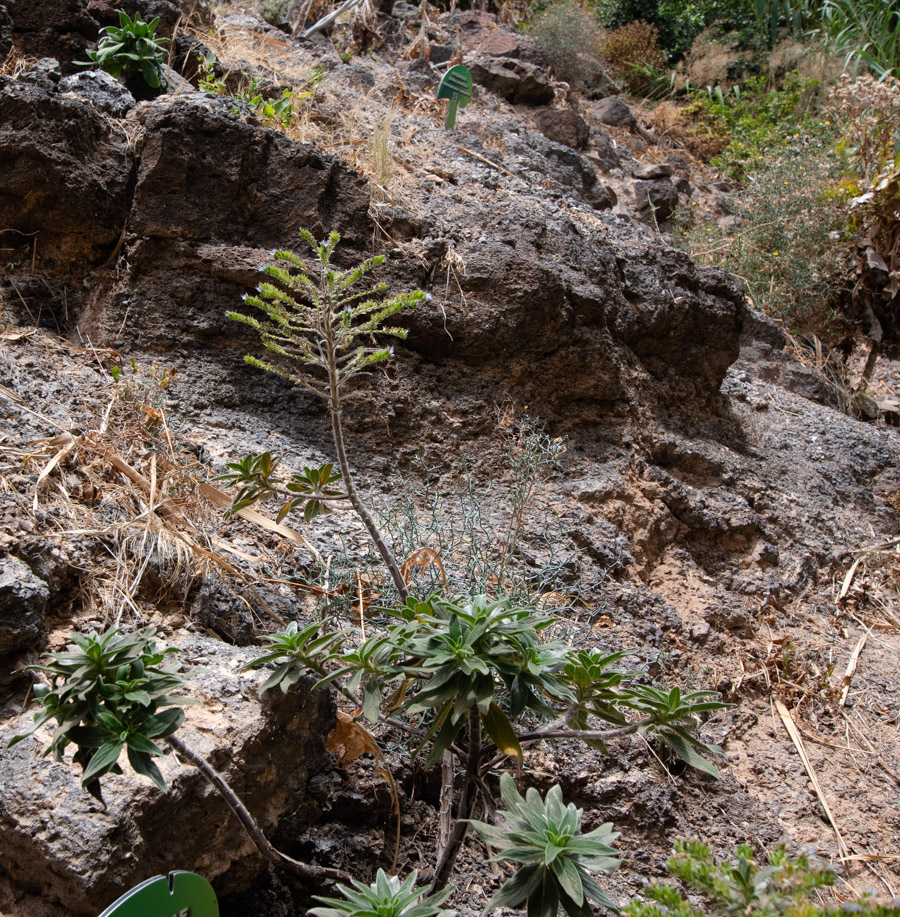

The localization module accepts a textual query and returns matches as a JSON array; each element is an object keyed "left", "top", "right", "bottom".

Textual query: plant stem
[
  {"left": 326, "top": 346, "right": 408, "bottom": 602},
  {"left": 429, "top": 710, "right": 481, "bottom": 893},
  {"left": 165, "top": 734, "right": 350, "bottom": 882}
]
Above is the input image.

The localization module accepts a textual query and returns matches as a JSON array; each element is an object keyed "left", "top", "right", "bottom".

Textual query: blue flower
[{"left": 425, "top": 292, "right": 433, "bottom": 301}]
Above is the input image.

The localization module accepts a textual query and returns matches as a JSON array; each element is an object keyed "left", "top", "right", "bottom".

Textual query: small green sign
[
  {"left": 436, "top": 65, "right": 472, "bottom": 130},
  {"left": 98, "top": 872, "right": 218, "bottom": 917}
]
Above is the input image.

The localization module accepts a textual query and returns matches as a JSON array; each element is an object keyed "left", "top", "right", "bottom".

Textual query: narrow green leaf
[
  {"left": 482, "top": 702, "right": 523, "bottom": 766},
  {"left": 81, "top": 739, "right": 124, "bottom": 783}
]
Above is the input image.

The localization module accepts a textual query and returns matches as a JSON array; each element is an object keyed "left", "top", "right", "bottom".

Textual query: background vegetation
[{"left": 529, "top": 0, "right": 899, "bottom": 397}]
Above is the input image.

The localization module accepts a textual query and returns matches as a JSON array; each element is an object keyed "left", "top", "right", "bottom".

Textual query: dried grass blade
[
  {"left": 457, "top": 146, "right": 518, "bottom": 179},
  {"left": 839, "top": 557, "right": 862, "bottom": 601},
  {"left": 108, "top": 453, "right": 195, "bottom": 530},
  {"left": 839, "top": 628, "right": 870, "bottom": 708},
  {"left": 200, "top": 482, "right": 308, "bottom": 545},
  {"left": 775, "top": 699, "right": 852, "bottom": 865},
  {"left": 33, "top": 438, "right": 77, "bottom": 511}
]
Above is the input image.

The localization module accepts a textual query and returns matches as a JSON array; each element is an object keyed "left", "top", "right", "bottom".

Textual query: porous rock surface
[{"left": 0, "top": 71, "right": 742, "bottom": 415}]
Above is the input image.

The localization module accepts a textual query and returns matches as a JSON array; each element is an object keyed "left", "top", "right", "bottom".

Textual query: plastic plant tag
[
  {"left": 98, "top": 871, "right": 218, "bottom": 917},
  {"left": 436, "top": 65, "right": 472, "bottom": 130}
]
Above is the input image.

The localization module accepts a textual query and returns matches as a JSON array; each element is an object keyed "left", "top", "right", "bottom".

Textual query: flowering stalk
[{"left": 227, "top": 230, "right": 423, "bottom": 600}]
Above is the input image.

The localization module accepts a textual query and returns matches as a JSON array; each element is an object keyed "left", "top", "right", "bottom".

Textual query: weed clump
[
  {"left": 528, "top": 1, "right": 605, "bottom": 88},
  {"left": 600, "top": 20, "right": 667, "bottom": 94}
]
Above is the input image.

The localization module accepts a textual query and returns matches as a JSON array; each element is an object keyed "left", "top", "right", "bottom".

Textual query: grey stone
[
  {"left": 469, "top": 57, "right": 554, "bottom": 105},
  {"left": 17, "top": 57, "right": 61, "bottom": 91},
  {"left": 633, "top": 161, "right": 673, "bottom": 180},
  {"left": 340, "top": 64, "right": 376, "bottom": 91},
  {"left": 533, "top": 107, "right": 590, "bottom": 150},
  {"left": 0, "top": 555, "right": 48, "bottom": 655},
  {"left": 429, "top": 44, "right": 455, "bottom": 65},
  {"left": 58, "top": 70, "right": 136, "bottom": 116},
  {"left": 587, "top": 182, "right": 617, "bottom": 210},
  {"left": 586, "top": 128, "right": 621, "bottom": 172},
  {"left": 634, "top": 177, "right": 679, "bottom": 221},
  {"left": 592, "top": 95, "right": 636, "bottom": 129}
]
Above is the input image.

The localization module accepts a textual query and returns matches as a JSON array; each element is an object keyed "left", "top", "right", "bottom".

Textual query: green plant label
[
  {"left": 98, "top": 872, "right": 218, "bottom": 917},
  {"left": 436, "top": 65, "right": 472, "bottom": 130}
]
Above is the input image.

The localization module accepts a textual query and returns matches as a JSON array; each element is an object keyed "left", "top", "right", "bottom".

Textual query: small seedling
[{"left": 469, "top": 774, "right": 621, "bottom": 917}]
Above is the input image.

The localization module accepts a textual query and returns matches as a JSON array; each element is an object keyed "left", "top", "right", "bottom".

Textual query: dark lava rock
[
  {"left": 0, "top": 4, "right": 12, "bottom": 60},
  {"left": 5, "top": 0, "right": 98, "bottom": 72},
  {"left": 78, "top": 93, "right": 370, "bottom": 350},
  {"left": 592, "top": 95, "right": 637, "bottom": 129},
  {"left": 634, "top": 178, "right": 680, "bottom": 222},
  {"left": 429, "top": 43, "right": 455, "bottom": 64},
  {"left": 0, "top": 76, "right": 133, "bottom": 277},
  {"left": 469, "top": 57, "right": 554, "bottom": 105},
  {"left": 191, "top": 573, "right": 255, "bottom": 645},
  {"left": 586, "top": 129, "right": 622, "bottom": 172},
  {"left": 58, "top": 69, "right": 135, "bottom": 116},
  {"left": 16, "top": 57, "right": 61, "bottom": 90},
  {"left": 0, "top": 555, "right": 48, "bottom": 655},
  {"left": 533, "top": 107, "right": 590, "bottom": 150}
]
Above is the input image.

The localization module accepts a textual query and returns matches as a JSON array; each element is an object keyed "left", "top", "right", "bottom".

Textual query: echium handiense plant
[{"left": 223, "top": 230, "right": 424, "bottom": 600}]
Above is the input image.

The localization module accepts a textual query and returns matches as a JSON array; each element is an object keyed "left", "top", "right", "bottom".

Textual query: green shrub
[
  {"left": 679, "top": 73, "right": 824, "bottom": 180},
  {"left": 624, "top": 840, "right": 900, "bottom": 917},
  {"left": 600, "top": 20, "right": 667, "bottom": 93},
  {"left": 310, "top": 870, "right": 455, "bottom": 917},
  {"left": 9, "top": 627, "right": 190, "bottom": 795},
  {"left": 469, "top": 774, "right": 621, "bottom": 917},
  {"left": 597, "top": 0, "right": 754, "bottom": 59},
  {"left": 223, "top": 230, "right": 424, "bottom": 599},
  {"left": 818, "top": 0, "right": 900, "bottom": 79},
  {"left": 684, "top": 135, "right": 848, "bottom": 341}
]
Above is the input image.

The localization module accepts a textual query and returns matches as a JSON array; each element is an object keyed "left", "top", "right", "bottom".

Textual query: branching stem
[{"left": 165, "top": 734, "right": 350, "bottom": 882}]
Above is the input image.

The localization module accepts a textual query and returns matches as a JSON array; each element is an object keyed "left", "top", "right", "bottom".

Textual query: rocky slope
[{"left": 2, "top": 0, "right": 900, "bottom": 914}]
